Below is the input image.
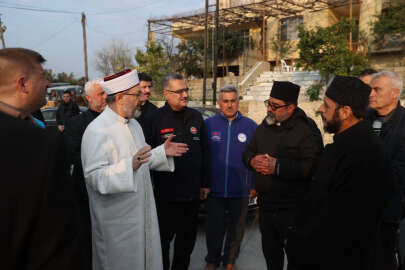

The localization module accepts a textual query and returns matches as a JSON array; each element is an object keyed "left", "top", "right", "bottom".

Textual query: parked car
[
  {"left": 192, "top": 106, "right": 219, "bottom": 120},
  {"left": 41, "top": 106, "right": 87, "bottom": 131}
]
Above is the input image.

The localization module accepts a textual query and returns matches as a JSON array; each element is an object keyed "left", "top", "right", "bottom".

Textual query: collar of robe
[{"left": 105, "top": 105, "right": 129, "bottom": 125}]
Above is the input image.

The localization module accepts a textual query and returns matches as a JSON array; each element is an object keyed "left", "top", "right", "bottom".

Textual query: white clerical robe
[{"left": 81, "top": 106, "right": 173, "bottom": 270}]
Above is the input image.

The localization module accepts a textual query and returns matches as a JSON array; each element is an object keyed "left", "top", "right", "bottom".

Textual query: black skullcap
[
  {"left": 270, "top": 81, "right": 300, "bottom": 104},
  {"left": 325, "top": 76, "right": 371, "bottom": 110}
]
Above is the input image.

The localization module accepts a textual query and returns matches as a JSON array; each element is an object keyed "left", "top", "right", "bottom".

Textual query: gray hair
[
  {"left": 371, "top": 71, "right": 403, "bottom": 93},
  {"left": 161, "top": 73, "right": 184, "bottom": 90},
  {"left": 220, "top": 85, "right": 238, "bottom": 94},
  {"left": 84, "top": 79, "right": 102, "bottom": 94}
]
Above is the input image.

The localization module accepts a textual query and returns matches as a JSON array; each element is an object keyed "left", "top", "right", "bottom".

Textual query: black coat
[
  {"left": 286, "top": 121, "right": 395, "bottom": 270},
  {"left": 135, "top": 100, "right": 158, "bottom": 129},
  {"left": 56, "top": 101, "right": 80, "bottom": 126},
  {"left": 144, "top": 103, "right": 210, "bottom": 201},
  {"left": 242, "top": 107, "right": 323, "bottom": 209},
  {"left": 65, "top": 108, "right": 100, "bottom": 203},
  {"left": 366, "top": 103, "right": 405, "bottom": 223},
  {"left": 0, "top": 111, "right": 81, "bottom": 269}
]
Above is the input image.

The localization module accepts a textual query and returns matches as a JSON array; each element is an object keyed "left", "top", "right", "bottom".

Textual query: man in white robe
[{"left": 81, "top": 69, "right": 188, "bottom": 270}]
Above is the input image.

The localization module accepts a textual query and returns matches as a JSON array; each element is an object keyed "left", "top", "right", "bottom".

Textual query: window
[{"left": 280, "top": 16, "right": 303, "bottom": 41}]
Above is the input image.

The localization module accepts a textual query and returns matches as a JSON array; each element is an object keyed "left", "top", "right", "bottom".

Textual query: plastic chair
[{"left": 280, "top": 59, "right": 291, "bottom": 72}]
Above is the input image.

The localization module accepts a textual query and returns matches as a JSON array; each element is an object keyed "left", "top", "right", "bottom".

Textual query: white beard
[{"left": 265, "top": 114, "right": 276, "bottom": 125}]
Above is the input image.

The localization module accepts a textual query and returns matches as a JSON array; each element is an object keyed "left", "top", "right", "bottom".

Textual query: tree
[
  {"left": 372, "top": 1, "right": 405, "bottom": 49},
  {"left": 175, "top": 39, "right": 204, "bottom": 78},
  {"left": 135, "top": 41, "right": 169, "bottom": 97},
  {"left": 95, "top": 40, "right": 134, "bottom": 76},
  {"left": 297, "top": 19, "right": 369, "bottom": 83},
  {"left": 44, "top": 69, "right": 86, "bottom": 86}
]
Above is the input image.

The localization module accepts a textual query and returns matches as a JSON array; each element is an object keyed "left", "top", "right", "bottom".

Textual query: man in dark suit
[
  {"left": 64, "top": 79, "right": 107, "bottom": 270},
  {"left": 0, "top": 48, "right": 81, "bottom": 269}
]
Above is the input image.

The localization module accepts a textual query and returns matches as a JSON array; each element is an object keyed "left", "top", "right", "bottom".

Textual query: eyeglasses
[
  {"left": 264, "top": 100, "right": 290, "bottom": 110},
  {"left": 165, "top": 88, "right": 189, "bottom": 95},
  {"left": 123, "top": 92, "right": 141, "bottom": 97}
]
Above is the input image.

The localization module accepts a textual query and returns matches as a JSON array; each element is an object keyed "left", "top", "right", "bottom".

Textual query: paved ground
[{"left": 186, "top": 210, "right": 270, "bottom": 270}]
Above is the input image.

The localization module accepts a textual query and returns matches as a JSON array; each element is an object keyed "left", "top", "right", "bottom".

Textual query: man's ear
[
  {"left": 16, "top": 76, "right": 29, "bottom": 94},
  {"left": 163, "top": 90, "right": 168, "bottom": 101},
  {"left": 339, "top": 106, "right": 353, "bottom": 121}
]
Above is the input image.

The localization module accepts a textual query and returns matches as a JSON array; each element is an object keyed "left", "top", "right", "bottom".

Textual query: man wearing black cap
[
  {"left": 286, "top": 76, "right": 395, "bottom": 270},
  {"left": 243, "top": 81, "right": 323, "bottom": 270}
]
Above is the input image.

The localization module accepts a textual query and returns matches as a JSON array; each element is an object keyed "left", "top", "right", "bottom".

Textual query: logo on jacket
[
  {"left": 237, "top": 133, "right": 247, "bottom": 143},
  {"left": 211, "top": 131, "right": 221, "bottom": 141},
  {"left": 190, "top": 126, "right": 198, "bottom": 134},
  {"left": 160, "top": 128, "right": 174, "bottom": 139}
]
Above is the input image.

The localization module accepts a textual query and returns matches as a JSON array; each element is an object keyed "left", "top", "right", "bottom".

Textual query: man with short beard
[
  {"left": 286, "top": 76, "right": 396, "bottom": 270},
  {"left": 81, "top": 69, "right": 189, "bottom": 270},
  {"left": 64, "top": 79, "right": 107, "bottom": 270},
  {"left": 135, "top": 72, "right": 158, "bottom": 128},
  {"left": 242, "top": 81, "right": 323, "bottom": 270}
]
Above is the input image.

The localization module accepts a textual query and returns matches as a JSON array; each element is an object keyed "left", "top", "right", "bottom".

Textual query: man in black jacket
[
  {"left": 242, "top": 81, "right": 323, "bottom": 270},
  {"left": 64, "top": 79, "right": 106, "bottom": 270},
  {"left": 286, "top": 76, "right": 395, "bottom": 270},
  {"left": 56, "top": 90, "right": 80, "bottom": 132},
  {"left": 0, "top": 47, "right": 81, "bottom": 269},
  {"left": 366, "top": 71, "right": 405, "bottom": 269},
  {"left": 135, "top": 72, "right": 158, "bottom": 128},
  {"left": 144, "top": 73, "right": 210, "bottom": 270}
]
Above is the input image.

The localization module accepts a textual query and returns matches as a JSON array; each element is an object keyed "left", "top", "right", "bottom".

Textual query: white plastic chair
[{"left": 280, "top": 59, "right": 291, "bottom": 72}]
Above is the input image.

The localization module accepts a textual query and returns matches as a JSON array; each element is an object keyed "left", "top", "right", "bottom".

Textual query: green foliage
[
  {"left": 372, "top": 2, "right": 405, "bottom": 48},
  {"left": 135, "top": 41, "right": 169, "bottom": 97},
  {"left": 306, "top": 82, "right": 323, "bottom": 101},
  {"left": 269, "top": 37, "right": 295, "bottom": 62},
  {"left": 297, "top": 19, "right": 369, "bottom": 82},
  {"left": 44, "top": 69, "right": 85, "bottom": 86},
  {"left": 175, "top": 39, "right": 204, "bottom": 78}
]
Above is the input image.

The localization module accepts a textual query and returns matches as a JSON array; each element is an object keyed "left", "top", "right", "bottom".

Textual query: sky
[{"left": 1, "top": 0, "right": 206, "bottom": 79}]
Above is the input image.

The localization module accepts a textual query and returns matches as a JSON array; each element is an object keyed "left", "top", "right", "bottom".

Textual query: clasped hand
[{"left": 250, "top": 154, "right": 277, "bottom": 175}]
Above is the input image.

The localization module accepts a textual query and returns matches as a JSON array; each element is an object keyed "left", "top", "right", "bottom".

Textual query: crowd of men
[{"left": 1, "top": 47, "right": 405, "bottom": 270}]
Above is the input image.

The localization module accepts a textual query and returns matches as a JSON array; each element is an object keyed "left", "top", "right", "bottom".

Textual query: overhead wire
[{"left": 0, "top": 3, "right": 82, "bottom": 14}]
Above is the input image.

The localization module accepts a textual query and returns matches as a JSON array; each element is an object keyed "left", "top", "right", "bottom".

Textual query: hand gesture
[
  {"left": 250, "top": 154, "right": 277, "bottom": 175},
  {"left": 164, "top": 134, "right": 189, "bottom": 157},
  {"left": 132, "top": 145, "right": 152, "bottom": 171}
]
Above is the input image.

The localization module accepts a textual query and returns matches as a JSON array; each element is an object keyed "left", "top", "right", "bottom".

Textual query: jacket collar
[
  {"left": 0, "top": 101, "right": 34, "bottom": 122},
  {"left": 218, "top": 111, "right": 242, "bottom": 123},
  {"left": 333, "top": 120, "right": 370, "bottom": 143}
]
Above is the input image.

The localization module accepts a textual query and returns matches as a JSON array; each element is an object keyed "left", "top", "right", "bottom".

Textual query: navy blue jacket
[
  {"left": 205, "top": 112, "right": 257, "bottom": 198},
  {"left": 366, "top": 103, "right": 405, "bottom": 223}
]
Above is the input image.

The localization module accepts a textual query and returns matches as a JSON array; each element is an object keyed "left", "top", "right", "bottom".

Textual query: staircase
[{"left": 243, "top": 71, "right": 322, "bottom": 102}]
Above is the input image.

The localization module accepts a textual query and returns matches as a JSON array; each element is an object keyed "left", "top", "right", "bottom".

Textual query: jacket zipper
[{"left": 225, "top": 121, "right": 231, "bottom": 197}]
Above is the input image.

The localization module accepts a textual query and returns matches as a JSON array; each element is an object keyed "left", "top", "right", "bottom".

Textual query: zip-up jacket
[
  {"left": 144, "top": 103, "right": 210, "bottom": 201},
  {"left": 205, "top": 112, "right": 257, "bottom": 198},
  {"left": 366, "top": 103, "right": 405, "bottom": 223}
]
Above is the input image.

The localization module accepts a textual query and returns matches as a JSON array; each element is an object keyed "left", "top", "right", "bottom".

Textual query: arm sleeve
[
  {"left": 56, "top": 106, "right": 62, "bottom": 125},
  {"left": 81, "top": 129, "right": 136, "bottom": 195},
  {"left": 200, "top": 119, "right": 211, "bottom": 188},
  {"left": 242, "top": 129, "right": 259, "bottom": 170},
  {"left": 277, "top": 123, "right": 323, "bottom": 180},
  {"left": 391, "top": 137, "right": 405, "bottom": 196},
  {"left": 148, "top": 143, "right": 174, "bottom": 172}
]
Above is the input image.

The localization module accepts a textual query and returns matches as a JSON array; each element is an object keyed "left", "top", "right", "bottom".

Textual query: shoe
[
  {"left": 204, "top": 263, "right": 216, "bottom": 270},
  {"left": 225, "top": 264, "right": 235, "bottom": 270}
]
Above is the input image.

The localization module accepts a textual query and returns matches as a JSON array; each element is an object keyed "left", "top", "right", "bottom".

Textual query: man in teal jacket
[{"left": 204, "top": 85, "right": 257, "bottom": 270}]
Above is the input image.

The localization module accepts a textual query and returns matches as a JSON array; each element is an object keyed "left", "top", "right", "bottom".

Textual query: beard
[
  {"left": 265, "top": 111, "right": 276, "bottom": 126},
  {"left": 322, "top": 110, "right": 342, "bottom": 134}
]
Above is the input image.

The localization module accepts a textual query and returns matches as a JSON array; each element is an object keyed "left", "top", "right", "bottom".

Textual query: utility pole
[
  {"left": 0, "top": 15, "right": 6, "bottom": 49},
  {"left": 81, "top": 12, "right": 89, "bottom": 82},
  {"left": 203, "top": 0, "right": 209, "bottom": 105},
  {"left": 213, "top": 0, "right": 219, "bottom": 105}
]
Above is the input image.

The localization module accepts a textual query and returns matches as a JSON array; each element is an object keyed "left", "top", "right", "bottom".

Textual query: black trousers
[
  {"left": 156, "top": 200, "right": 200, "bottom": 270},
  {"left": 205, "top": 197, "right": 248, "bottom": 266},
  {"left": 373, "top": 222, "right": 400, "bottom": 270},
  {"left": 258, "top": 199, "right": 296, "bottom": 270}
]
